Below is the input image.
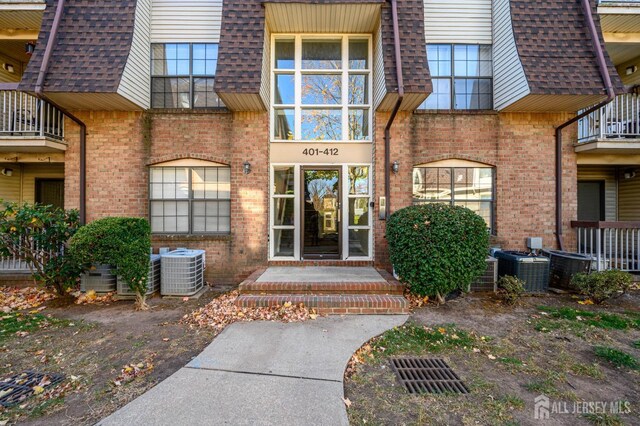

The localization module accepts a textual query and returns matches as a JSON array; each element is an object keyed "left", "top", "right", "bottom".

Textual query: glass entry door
[{"left": 302, "top": 168, "right": 340, "bottom": 259}]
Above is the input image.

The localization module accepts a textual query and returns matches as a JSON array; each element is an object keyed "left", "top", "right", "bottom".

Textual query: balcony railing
[
  {"left": 599, "top": 0, "right": 640, "bottom": 4},
  {"left": 578, "top": 94, "right": 640, "bottom": 143},
  {"left": 0, "top": 90, "right": 64, "bottom": 141},
  {"left": 572, "top": 221, "right": 640, "bottom": 272}
]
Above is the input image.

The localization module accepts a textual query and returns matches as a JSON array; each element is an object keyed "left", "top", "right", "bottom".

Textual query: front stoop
[{"left": 235, "top": 268, "right": 409, "bottom": 314}]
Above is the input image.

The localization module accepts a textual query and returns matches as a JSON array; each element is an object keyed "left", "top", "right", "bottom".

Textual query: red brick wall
[
  {"left": 373, "top": 111, "right": 578, "bottom": 270},
  {"left": 64, "top": 110, "right": 269, "bottom": 285}
]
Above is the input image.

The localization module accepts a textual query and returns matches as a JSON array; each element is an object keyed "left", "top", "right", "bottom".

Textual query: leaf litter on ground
[
  {"left": 182, "top": 291, "right": 319, "bottom": 335},
  {"left": 0, "top": 287, "right": 55, "bottom": 313}
]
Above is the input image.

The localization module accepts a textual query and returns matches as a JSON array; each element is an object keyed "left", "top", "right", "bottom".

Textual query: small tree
[
  {"left": 386, "top": 203, "right": 490, "bottom": 303},
  {"left": 69, "top": 217, "right": 151, "bottom": 310},
  {"left": 0, "top": 202, "right": 82, "bottom": 295}
]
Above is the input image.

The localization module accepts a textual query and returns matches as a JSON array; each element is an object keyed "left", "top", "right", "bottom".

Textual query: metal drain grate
[
  {"left": 390, "top": 358, "right": 469, "bottom": 394},
  {"left": 0, "top": 371, "right": 65, "bottom": 407}
]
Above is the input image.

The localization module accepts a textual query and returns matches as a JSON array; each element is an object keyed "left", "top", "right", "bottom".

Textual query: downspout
[
  {"left": 34, "top": 0, "right": 88, "bottom": 224},
  {"left": 383, "top": 0, "right": 404, "bottom": 220},
  {"left": 554, "top": 0, "right": 614, "bottom": 250}
]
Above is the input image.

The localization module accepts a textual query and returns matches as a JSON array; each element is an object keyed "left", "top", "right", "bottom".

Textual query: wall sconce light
[
  {"left": 25, "top": 42, "right": 36, "bottom": 56},
  {"left": 2, "top": 63, "right": 14, "bottom": 74},
  {"left": 623, "top": 169, "right": 637, "bottom": 180},
  {"left": 626, "top": 65, "right": 638, "bottom": 76},
  {"left": 243, "top": 161, "right": 251, "bottom": 175},
  {"left": 1, "top": 168, "right": 13, "bottom": 177},
  {"left": 391, "top": 161, "right": 399, "bottom": 174}
]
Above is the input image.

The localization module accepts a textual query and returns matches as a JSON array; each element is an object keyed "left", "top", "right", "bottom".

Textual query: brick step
[
  {"left": 238, "top": 281, "right": 404, "bottom": 295},
  {"left": 234, "top": 294, "right": 409, "bottom": 315}
]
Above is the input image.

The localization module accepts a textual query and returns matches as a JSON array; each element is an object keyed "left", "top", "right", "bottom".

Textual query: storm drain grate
[
  {"left": 0, "top": 371, "right": 65, "bottom": 407},
  {"left": 390, "top": 358, "right": 469, "bottom": 394}
]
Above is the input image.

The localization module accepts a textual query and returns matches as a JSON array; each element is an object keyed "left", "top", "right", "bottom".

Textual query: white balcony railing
[
  {"left": 0, "top": 90, "right": 64, "bottom": 141},
  {"left": 578, "top": 94, "right": 640, "bottom": 143},
  {"left": 599, "top": 0, "right": 640, "bottom": 4},
  {"left": 572, "top": 221, "right": 640, "bottom": 272}
]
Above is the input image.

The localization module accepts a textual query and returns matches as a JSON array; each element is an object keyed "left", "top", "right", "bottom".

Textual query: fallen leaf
[
  {"left": 343, "top": 397, "right": 352, "bottom": 407},
  {"left": 309, "top": 313, "right": 318, "bottom": 320},
  {"left": 32, "top": 385, "right": 44, "bottom": 395},
  {"left": 162, "top": 338, "right": 170, "bottom": 342},
  {"left": 182, "top": 297, "right": 189, "bottom": 302},
  {"left": 487, "top": 354, "right": 496, "bottom": 360},
  {"left": 578, "top": 299, "right": 594, "bottom": 305}
]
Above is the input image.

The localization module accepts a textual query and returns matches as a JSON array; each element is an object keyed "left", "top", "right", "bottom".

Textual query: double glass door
[{"left": 302, "top": 168, "right": 341, "bottom": 259}]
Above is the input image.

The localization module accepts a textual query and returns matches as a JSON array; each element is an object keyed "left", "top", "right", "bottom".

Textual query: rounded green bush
[
  {"left": 386, "top": 203, "right": 490, "bottom": 300},
  {"left": 69, "top": 217, "right": 151, "bottom": 308}
]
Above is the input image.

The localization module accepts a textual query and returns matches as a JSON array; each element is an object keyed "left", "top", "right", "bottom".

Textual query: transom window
[
  {"left": 149, "top": 166, "right": 231, "bottom": 234},
  {"left": 419, "top": 44, "right": 493, "bottom": 110},
  {"left": 412, "top": 166, "right": 495, "bottom": 231},
  {"left": 272, "top": 35, "right": 371, "bottom": 142},
  {"left": 151, "top": 43, "right": 224, "bottom": 109}
]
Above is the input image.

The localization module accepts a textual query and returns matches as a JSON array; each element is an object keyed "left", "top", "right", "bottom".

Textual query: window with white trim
[
  {"left": 419, "top": 44, "right": 493, "bottom": 110},
  {"left": 272, "top": 35, "right": 371, "bottom": 141},
  {"left": 347, "top": 166, "right": 371, "bottom": 257},
  {"left": 412, "top": 166, "right": 495, "bottom": 231},
  {"left": 149, "top": 166, "right": 231, "bottom": 234}
]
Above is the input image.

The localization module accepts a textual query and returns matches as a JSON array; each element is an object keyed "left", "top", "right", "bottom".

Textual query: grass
[
  {"left": 583, "top": 412, "right": 624, "bottom": 426},
  {"left": 594, "top": 346, "right": 639, "bottom": 370},
  {"left": 570, "top": 362, "right": 605, "bottom": 380},
  {"left": 0, "top": 313, "right": 67, "bottom": 342},
  {"left": 498, "top": 357, "right": 524, "bottom": 366},
  {"left": 632, "top": 340, "right": 640, "bottom": 349},
  {"left": 370, "top": 323, "right": 480, "bottom": 356},
  {"left": 536, "top": 307, "right": 639, "bottom": 330}
]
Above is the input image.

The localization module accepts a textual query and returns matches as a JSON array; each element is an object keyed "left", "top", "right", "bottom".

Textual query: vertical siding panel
[
  {"left": 118, "top": 0, "right": 151, "bottom": 109},
  {"left": 577, "top": 166, "right": 618, "bottom": 221},
  {"left": 423, "top": 0, "right": 492, "bottom": 44},
  {"left": 618, "top": 176, "right": 640, "bottom": 221},
  {"left": 492, "top": 0, "right": 530, "bottom": 110},
  {"left": 260, "top": 26, "right": 271, "bottom": 109},
  {"left": 373, "top": 20, "right": 386, "bottom": 110},
  {"left": 0, "top": 164, "right": 22, "bottom": 203},
  {"left": 151, "top": 0, "right": 223, "bottom": 43}
]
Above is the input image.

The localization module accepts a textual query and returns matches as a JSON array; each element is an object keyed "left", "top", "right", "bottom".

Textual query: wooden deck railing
[
  {"left": 578, "top": 94, "right": 640, "bottom": 143},
  {"left": 572, "top": 221, "right": 640, "bottom": 272},
  {"left": 0, "top": 90, "right": 64, "bottom": 141}
]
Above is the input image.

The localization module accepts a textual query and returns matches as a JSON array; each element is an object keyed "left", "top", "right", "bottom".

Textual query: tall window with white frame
[
  {"left": 347, "top": 166, "right": 371, "bottom": 258},
  {"left": 151, "top": 43, "right": 224, "bottom": 108},
  {"left": 419, "top": 44, "right": 493, "bottom": 110},
  {"left": 272, "top": 35, "right": 371, "bottom": 141}
]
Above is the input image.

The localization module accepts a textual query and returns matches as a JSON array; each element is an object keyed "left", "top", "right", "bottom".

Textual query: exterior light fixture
[
  {"left": 391, "top": 161, "right": 399, "bottom": 174},
  {"left": 626, "top": 65, "right": 638, "bottom": 76},
  {"left": 243, "top": 161, "right": 251, "bottom": 175},
  {"left": 2, "top": 63, "right": 14, "bottom": 73},
  {"left": 25, "top": 42, "right": 36, "bottom": 56},
  {"left": 1, "top": 168, "right": 13, "bottom": 177}
]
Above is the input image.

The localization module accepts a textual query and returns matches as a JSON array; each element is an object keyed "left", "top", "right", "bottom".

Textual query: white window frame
[
  {"left": 269, "top": 163, "right": 373, "bottom": 261},
  {"left": 270, "top": 34, "right": 373, "bottom": 143}
]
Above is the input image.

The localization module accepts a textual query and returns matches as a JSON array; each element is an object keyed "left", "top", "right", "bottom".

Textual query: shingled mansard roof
[
  {"left": 510, "top": 0, "right": 624, "bottom": 96},
  {"left": 19, "top": 0, "right": 137, "bottom": 93},
  {"left": 214, "top": 0, "right": 432, "bottom": 105}
]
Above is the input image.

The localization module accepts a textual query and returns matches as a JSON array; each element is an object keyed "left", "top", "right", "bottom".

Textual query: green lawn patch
[
  {"left": 0, "top": 313, "right": 67, "bottom": 342},
  {"left": 594, "top": 346, "right": 639, "bottom": 370},
  {"left": 535, "top": 306, "right": 639, "bottom": 332},
  {"left": 583, "top": 412, "right": 624, "bottom": 426},
  {"left": 370, "top": 322, "right": 480, "bottom": 356},
  {"left": 632, "top": 340, "right": 640, "bottom": 349}
]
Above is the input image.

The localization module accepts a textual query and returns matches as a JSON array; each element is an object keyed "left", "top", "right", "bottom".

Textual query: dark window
[
  {"left": 419, "top": 44, "right": 493, "bottom": 110},
  {"left": 412, "top": 166, "right": 495, "bottom": 232},
  {"left": 149, "top": 166, "right": 231, "bottom": 234},
  {"left": 151, "top": 43, "right": 224, "bottom": 109}
]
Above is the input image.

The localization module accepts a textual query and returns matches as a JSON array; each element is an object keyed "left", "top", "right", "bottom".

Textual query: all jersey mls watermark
[{"left": 534, "top": 395, "right": 632, "bottom": 420}]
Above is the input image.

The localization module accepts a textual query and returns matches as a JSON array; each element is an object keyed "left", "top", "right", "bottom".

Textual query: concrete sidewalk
[{"left": 98, "top": 315, "right": 407, "bottom": 426}]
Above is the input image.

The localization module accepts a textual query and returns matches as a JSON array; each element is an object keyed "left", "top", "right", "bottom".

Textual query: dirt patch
[
  {"left": 345, "top": 291, "right": 640, "bottom": 426},
  {"left": 0, "top": 289, "right": 222, "bottom": 425}
]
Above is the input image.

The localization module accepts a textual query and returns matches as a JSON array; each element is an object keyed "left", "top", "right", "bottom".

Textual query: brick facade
[
  {"left": 372, "top": 111, "right": 578, "bottom": 269},
  {"left": 62, "top": 109, "right": 578, "bottom": 285}
]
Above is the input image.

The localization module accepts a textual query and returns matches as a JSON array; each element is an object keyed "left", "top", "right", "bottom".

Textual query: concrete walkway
[{"left": 98, "top": 315, "right": 407, "bottom": 426}]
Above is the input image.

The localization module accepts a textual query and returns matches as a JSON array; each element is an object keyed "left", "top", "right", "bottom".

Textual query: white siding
[
  {"left": 492, "top": 0, "right": 530, "bottom": 111},
  {"left": 423, "top": 0, "right": 492, "bottom": 44},
  {"left": 577, "top": 166, "right": 617, "bottom": 221},
  {"left": 372, "top": 20, "right": 386, "bottom": 110},
  {"left": 0, "top": 163, "right": 21, "bottom": 203},
  {"left": 618, "top": 176, "right": 640, "bottom": 221},
  {"left": 118, "top": 0, "right": 151, "bottom": 109},
  {"left": 151, "top": 0, "right": 222, "bottom": 43}
]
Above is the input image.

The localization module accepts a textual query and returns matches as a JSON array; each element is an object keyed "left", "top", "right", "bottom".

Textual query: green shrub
[
  {"left": 497, "top": 275, "right": 525, "bottom": 305},
  {"left": 0, "top": 202, "right": 81, "bottom": 295},
  {"left": 69, "top": 217, "right": 151, "bottom": 309},
  {"left": 571, "top": 270, "right": 633, "bottom": 304},
  {"left": 386, "top": 203, "right": 489, "bottom": 302}
]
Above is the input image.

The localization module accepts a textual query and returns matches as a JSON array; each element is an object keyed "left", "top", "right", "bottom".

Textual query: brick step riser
[
  {"left": 235, "top": 295, "right": 408, "bottom": 314},
  {"left": 239, "top": 282, "right": 404, "bottom": 295},
  {"left": 240, "top": 289, "right": 405, "bottom": 295}
]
